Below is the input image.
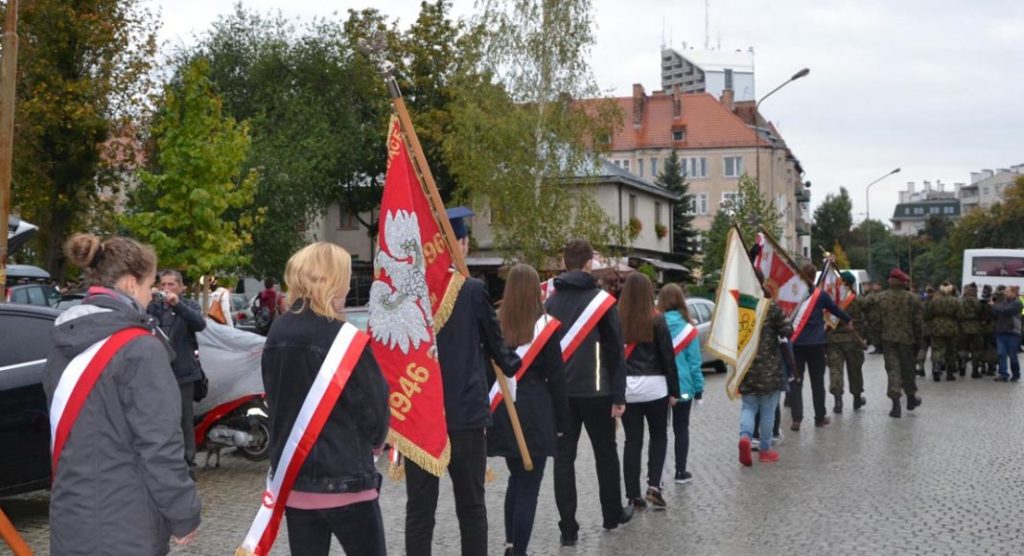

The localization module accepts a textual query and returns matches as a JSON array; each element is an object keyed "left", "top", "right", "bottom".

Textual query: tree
[
  {"left": 8, "top": 0, "right": 157, "bottom": 277},
  {"left": 655, "top": 149, "right": 698, "bottom": 263},
  {"left": 811, "top": 187, "right": 853, "bottom": 259},
  {"left": 701, "top": 175, "right": 784, "bottom": 277},
  {"left": 444, "top": 0, "right": 624, "bottom": 266},
  {"left": 121, "top": 59, "right": 259, "bottom": 280}
]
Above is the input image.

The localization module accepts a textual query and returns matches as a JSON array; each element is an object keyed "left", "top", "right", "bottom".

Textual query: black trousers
[
  {"left": 405, "top": 428, "right": 487, "bottom": 556},
  {"left": 284, "top": 500, "right": 386, "bottom": 556},
  {"left": 622, "top": 397, "right": 669, "bottom": 499},
  {"left": 179, "top": 381, "right": 196, "bottom": 469},
  {"left": 789, "top": 344, "right": 829, "bottom": 423},
  {"left": 671, "top": 400, "right": 692, "bottom": 475},
  {"left": 555, "top": 395, "right": 623, "bottom": 533},
  {"left": 503, "top": 457, "right": 547, "bottom": 556}
]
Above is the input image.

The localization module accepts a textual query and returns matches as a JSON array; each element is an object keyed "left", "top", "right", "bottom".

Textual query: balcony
[
  {"left": 794, "top": 189, "right": 811, "bottom": 203},
  {"left": 796, "top": 221, "right": 811, "bottom": 236}
]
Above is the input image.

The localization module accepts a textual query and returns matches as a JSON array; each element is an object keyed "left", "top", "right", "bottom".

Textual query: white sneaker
[
  {"left": 751, "top": 438, "right": 760, "bottom": 451},
  {"left": 773, "top": 433, "right": 784, "bottom": 445}
]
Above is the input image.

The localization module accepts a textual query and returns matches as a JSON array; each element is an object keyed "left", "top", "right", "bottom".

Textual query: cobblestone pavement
[{"left": 5, "top": 352, "right": 1024, "bottom": 555}]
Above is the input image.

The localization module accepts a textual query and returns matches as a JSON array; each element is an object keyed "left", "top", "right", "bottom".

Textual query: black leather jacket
[
  {"left": 625, "top": 314, "right": 681, "bottom": 398},
  {"left": 262, "top": 306, "right": 389, "bottom": 493},
  {"left": 545, "top": 270, "right": 627, "bottom": 404},
  {"left": 147, "top": 298, "right": 206, "bottom": 384}
]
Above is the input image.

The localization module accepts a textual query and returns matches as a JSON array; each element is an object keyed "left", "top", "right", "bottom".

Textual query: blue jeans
[
  {"left": 996, "top": 333, "right": 1022, "bottom": 378},
  {"left": 740, "top": 392, "right": 781, "bottom": 451}
]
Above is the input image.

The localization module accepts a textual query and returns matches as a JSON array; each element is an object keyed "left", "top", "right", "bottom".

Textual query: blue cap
[{"left": 446, "top": 206, "right": 474, "bottom": 240}]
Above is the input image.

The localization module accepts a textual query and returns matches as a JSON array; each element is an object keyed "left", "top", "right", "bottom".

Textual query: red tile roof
[{"left": 607, "top": 89, "right": 764, "bottom": 152}]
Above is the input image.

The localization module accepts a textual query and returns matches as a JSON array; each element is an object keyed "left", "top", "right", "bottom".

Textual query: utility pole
[{"left": 0, "top": 0, "right": 20, "bottom": 303}]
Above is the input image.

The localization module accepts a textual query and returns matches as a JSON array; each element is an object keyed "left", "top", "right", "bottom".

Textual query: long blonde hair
[{"left": 284, "top": 242, "right": 352, "bottom": 321}]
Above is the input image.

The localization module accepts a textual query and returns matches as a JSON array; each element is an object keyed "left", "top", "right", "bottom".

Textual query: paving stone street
[{"left": 4, "top": 351, "right": 1024, "bottom": 555}]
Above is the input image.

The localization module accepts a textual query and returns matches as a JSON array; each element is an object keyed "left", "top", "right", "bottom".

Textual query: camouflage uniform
[
  {"left": 979, "top": 295, "right": 998, "bottom": 374},
  {"left": 861, "top": 291, "right": 882, "bottom": 351},
  {"left": 958, "top": 289, "right": 985, "bottom": 377},
  {"left": 926, "top": 293, "right": 960, "bottom": 380},
  {"left": 876, "top": 282, "right": 924, "bottom": 401},
  {"left": 916, "top": 293, "right": 932, "bottom": 374},
  {"left": 827, "top": 296, "right": 866, "bottom": 398},
  {"left": 739, "top": 302, "right": 794, "bottom": 396}
]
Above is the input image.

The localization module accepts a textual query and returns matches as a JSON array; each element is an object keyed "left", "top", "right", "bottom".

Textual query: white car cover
[{"left": 195, "top": 320, "right": 266, "bottom": 415}]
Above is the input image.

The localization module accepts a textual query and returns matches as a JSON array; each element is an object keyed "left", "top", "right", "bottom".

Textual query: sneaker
[
  {"left": 1013, "top": 376, "right": 1021, "bottom": 383},
  {"left": 790, "top": 421, "right": 801, "bottom": 432},
  {"left": 773, "top": 432, "right": 784, "bottom": 445},
  {"left": 751, "top": 438, "right": 760, "bottom": 451},
  {"left": 758, "top": 449, "right": 780, "bottom": 463},
  {"left": 674, "top": 471, "right": 693, "bottom": 484},
  {"left": 629, "top": 497, "right": 648, "bottom": 511},
  {"left": 645, "top": 487, "right": 667, "bottom": 510},
  {"left": 995, "top": 376, "right": 1009, "bottom": 383},
  {"left": 739, "top": 436, "right": 753, "bottom": 467},
  {"left": 814, "top": 417, "right": 831, "bottom": 427}
]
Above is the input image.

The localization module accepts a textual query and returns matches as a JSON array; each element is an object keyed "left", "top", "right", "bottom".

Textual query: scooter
[{"left": 194, "top": 320, "right": 271, "bottom": 466}]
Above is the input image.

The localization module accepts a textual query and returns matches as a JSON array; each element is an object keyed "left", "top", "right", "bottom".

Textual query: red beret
[{"left": 889, "top": 268, "right": 910, "bottom": 283}]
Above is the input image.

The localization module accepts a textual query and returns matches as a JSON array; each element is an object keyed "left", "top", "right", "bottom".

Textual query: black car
[{"left": 0, "top": 303, "right": 57, "bottom": 496}]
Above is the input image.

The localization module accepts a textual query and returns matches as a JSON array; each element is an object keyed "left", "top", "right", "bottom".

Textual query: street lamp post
[
  {"left": 754, "top": 68, "right": 810, "bottom": 192},
  {"left": 865, "top": 167, "right": 901, "bottom": 280}
]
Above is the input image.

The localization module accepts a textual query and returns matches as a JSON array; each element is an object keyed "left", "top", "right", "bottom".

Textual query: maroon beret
[{"left": 889, "top": 268, "right": 910, "bottom": 283}]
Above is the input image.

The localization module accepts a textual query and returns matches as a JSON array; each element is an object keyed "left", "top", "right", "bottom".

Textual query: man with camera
[
  {"left": 148, "top": 269, "right": 207, "bottom": 475},
  {"left": 991, "top": 285, "right": 1022, "bottom": 382}
]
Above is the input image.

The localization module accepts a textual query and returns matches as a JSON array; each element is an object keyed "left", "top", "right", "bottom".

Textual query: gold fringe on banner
[
  {"left": 388, "top": 453, "right": 406, "bottom": 482},
  {"left": 387, "top": 428, "right": 451, "bottom": 478},
  {"left": 433, "top": 272, "right": 465, "bottom": 332}
]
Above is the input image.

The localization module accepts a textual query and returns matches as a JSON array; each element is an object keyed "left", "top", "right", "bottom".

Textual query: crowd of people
[{"left": 39, "top": 223, "right": 1023, "bottom": 556}]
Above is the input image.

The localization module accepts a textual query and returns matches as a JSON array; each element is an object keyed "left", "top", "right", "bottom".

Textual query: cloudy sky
[{"left": 153, "top": 0, "right": 1024, "bottom": 224}]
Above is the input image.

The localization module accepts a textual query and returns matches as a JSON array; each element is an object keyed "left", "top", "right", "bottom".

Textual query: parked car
[
  {"left": 345, "top": 305, "right": 369, "bottom": 331},
  {"left": 232, "top": 293, "right": 256, "bottom": 333},
  {"left": 685, "top": 297, "right": 726, "bottom": 373},
  {"left": 54, "top": 292, "right": 87, "bottom": 311},
  {"left": 0, "top": 303, "right": 58, "bottom": 496},
  {"left": 5, "top": 264, "right": 60, "bottom": 308}
]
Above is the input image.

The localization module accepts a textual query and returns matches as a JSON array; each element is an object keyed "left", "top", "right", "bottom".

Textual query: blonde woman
[{"left": 261, "top": 242, "right": 390, "bottom": 555}]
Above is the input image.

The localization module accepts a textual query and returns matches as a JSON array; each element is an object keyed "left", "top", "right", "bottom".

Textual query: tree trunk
[{"left": 45, "top": 188, "right": 71, "bottom": 279}]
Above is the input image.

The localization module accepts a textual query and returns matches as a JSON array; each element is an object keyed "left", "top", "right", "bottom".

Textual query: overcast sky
[{"left": 153, "top": 0, "right": 1024, "bottom": 225}]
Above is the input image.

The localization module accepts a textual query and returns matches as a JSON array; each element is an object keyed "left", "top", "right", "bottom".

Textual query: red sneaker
[
  {"left": 738, "top": 436, "right": 752, "bottom": 467},
  {"left": 758, "top": 449, "right": 780, "bottom": 463}
]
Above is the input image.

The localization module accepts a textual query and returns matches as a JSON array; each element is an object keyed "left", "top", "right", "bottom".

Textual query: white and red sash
[
  {"left": 673, "top": 322, "right": 698, "bottom": 355},
  {"left": 488, "top": 315, "right": 561, "bottom": 412},
  {"left": 790, "top": 287, "right": 823, "bottom": 342},
  {"left": 238, "top": 323, "right": 369, "bottom": 556},
  {"left": 560, "top": 290, "right": 616, "bottom": 362},
  {"left": 49, "top": 327, "right": 150, "bottom": 477},
  {"left": 540, "top": 278, "right": 555, "bottom": 302}
]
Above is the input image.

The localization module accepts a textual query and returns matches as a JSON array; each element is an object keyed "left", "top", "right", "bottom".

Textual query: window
[
  {"left": 672, "top": 130, "right": 684, "bottom": 141},
  {"left": 684, "top": 157, "right": 707, "bottom": 179},
  {"left": 971, "top": 256, "right": 1024, "bottom": 277},
  {"left": 944, "top": 206, "right": 955, "bottom": 214},
  {"left": 650, "top": 157, "right": 658, "bottom": 177},
  {"left": 929, "top": 207, "right": 940, "bottom": 214},
  {"left": 684, "top": 196, "right": 697, "bottom": 215},
  {"left": 638, "top": 160, "right": 644, "bottom": 177},
  {"left": 724, "top": 156, "right": 744, "bottom": 178},
  {"left": 913, "top": 207, "right": 924, "bottom": 215},
  {"left": 338, "top": 209, "right": 359, "bottom": 230},
  {"left": 629, "top": 194, "right": 638, "bottom": 220},
  {"left": 983, "top": 187, "right": 990, "bottom": 196},
  {"left": 655, "top": 202, "right": 663, "bottom": 226},
  {"left": 697, "top": 192, "right": 709, "bottom": 215},
  {"left": 724, "top": 69, "right": 734, "bottom": 90},
  {"left": 776, "top": 194, "right": 786, "bottom": 213},
  {"left": 621, "top": 159, "right": 630, "bottom": 172},
  {"left": 722, "top": 191, "right": 743, "bottom": 209},
  {"left": 612, "top": 160, "right": 621, "bottom": 167}
]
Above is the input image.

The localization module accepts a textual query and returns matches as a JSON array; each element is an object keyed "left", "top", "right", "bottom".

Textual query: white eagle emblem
[{"left": 369, "top": 209, "right": 433, "bottom": 353}]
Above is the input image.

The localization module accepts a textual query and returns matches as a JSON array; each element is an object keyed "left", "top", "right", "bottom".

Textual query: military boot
[
  {"left": 946, "top": 367, "right": 957, "bottom": 381},
  {"left": 853, "top": 394, "right": 867, "bottom": 410},
  {"left": 958, "top": 360, "right": 967, "bottom": 377},
  {"left": 907, "top": 394, "right": 922, "bottom": 411},
  {"left": 971, "top": 361, "right": 982, "bottom": 378},
  {"left": 932, "top": 363, "right": 942, "bottom": 382},
  {"left": 833, "top": 394, "right": 843, "bottom": 414},
  {"left": 889, "top": 397, "right": 901, "bottom": 418}
]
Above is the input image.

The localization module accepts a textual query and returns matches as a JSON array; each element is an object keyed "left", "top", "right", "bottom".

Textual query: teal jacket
[{"left": 665, "top": 309, "right": 704, "bottom": 401}]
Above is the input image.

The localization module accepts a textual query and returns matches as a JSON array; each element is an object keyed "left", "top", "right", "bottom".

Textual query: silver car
[{"left": 685, "top": 297, "right": 726, "bottom": 373}]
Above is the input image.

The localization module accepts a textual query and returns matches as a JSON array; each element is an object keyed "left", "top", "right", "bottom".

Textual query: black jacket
[
  {"left": 147, "top": 297, "right": 206, "bottom": 384},
  {"left": 262, "top": 306, "right": 389, "bottom": 494},
  {"left": 488, "top": 331, "right": 569, "bottom": 459},
  {"left": 545, "top": 270, "right": 627, "bottom": 404},
  {"left": 436, "top": 277, "right": 521, "bottom": 432},
  {"left": 625, "top": 314, "right": 681, "bottom": 398}
]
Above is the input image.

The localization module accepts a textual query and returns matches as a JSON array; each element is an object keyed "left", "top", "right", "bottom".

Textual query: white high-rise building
[{"left": 660, "top": 45, "right": 755, "bottom": 101}]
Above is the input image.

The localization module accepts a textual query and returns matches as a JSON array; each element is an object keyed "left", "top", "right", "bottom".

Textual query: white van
[
  {"left": 814, "top": 268, "right": 870, "bottom": 296},
  {"left": 961, "top": 249, "right": 1024, "bottom": 293}
]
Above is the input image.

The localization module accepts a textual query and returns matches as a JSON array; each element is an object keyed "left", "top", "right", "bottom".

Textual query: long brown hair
[
  {"left": 620, "top": 272, "right": 656, "bottom": 344},
  {"left": 656, "top": 283, "right": 691, "bottom": 322},
  {"left": 500, "top": 264, "right": 543, "bottom": 346}
]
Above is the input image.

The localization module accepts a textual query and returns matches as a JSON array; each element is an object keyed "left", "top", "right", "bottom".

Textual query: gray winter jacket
[{"left": 43, "top": 290, "right": 202, "bottom": 556}]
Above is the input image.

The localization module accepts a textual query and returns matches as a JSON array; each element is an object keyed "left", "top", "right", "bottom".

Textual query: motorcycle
[{"left": 194, "top": 321, "right": 270, "bottom": 465}]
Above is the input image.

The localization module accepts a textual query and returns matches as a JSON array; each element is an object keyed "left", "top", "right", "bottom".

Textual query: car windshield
[{"left": 345, "top": 309, "right": 369, "bottom": 331}]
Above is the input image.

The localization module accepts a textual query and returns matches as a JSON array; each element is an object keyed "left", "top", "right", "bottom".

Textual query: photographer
[
  {"left": 991, "top": 285, "right": 1022, "bottom": 382},
  {"left": 148, "top": 270, "right": 207, "bottom": 474}
]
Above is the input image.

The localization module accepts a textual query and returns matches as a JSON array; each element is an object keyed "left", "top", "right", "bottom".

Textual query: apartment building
[
  {"left": 890, "top": 180, "right": 961, "bottom": 236},
  {"left": 960, "top": 164, "right": 1024, "bottom": 212},
  {"left": 660, "top": 45, "right": 756, "bottom": 102}
]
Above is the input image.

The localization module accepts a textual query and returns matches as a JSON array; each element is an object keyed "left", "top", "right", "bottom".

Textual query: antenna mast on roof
[
  {"left": 704, "top": 0, "right": 710, "bottom": 50},
  {"left": 661, "top": 17, "right": 666, "bottom": 50}
]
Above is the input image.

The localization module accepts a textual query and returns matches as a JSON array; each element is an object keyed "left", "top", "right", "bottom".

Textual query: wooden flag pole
[
  {"left": 0, "top": 0, "right": 20, "bottom": 303},
  {"left": 367, "top": 44, "right": 533, "bottom": 471},
  {"left": 0, "top": 507, "right": 32, "bottom": 556}
]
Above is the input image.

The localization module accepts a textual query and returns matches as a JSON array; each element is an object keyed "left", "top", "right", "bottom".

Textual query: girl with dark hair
[
  {"left": 619, "top": 273, "right": 680, "bottom": 510},
  {"left": 489, "top": 264, "right": 568, "bottom": 556},
  {"left": 657, "top": 283, "right": 704, "bottom": 485},
  {"left": 44, "top": 234, "right": 201, "bottom": 555}
]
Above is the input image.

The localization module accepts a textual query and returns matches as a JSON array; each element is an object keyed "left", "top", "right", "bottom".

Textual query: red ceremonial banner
[
  {"left": 367, "top": 116, "right": 462, "bottom": 477},
  {"left": 753, "top": 230, "right": 811, "bottom": 320}
]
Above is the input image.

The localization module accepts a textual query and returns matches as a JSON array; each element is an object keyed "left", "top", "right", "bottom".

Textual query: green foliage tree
[
  {"left": 948, "top": 176, "right": 1024, "bottom": 278},
  {"left": 811, "top": 187, "right": 853, "bottom": 258},
  {"left": 655, "top": 149, "right": 698, "bottom": 263},
  {"left": 8, "top": 0, "right": 157, "bottom": 277},
  {"left": 444, "top": 0, "right": 624, "bottom": 266},
  {"left": 701, "top": 175, "right": 783, "bottom": 277},
  {"left": 121, "top": 59, "right": 259, "bottom": 280}
]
